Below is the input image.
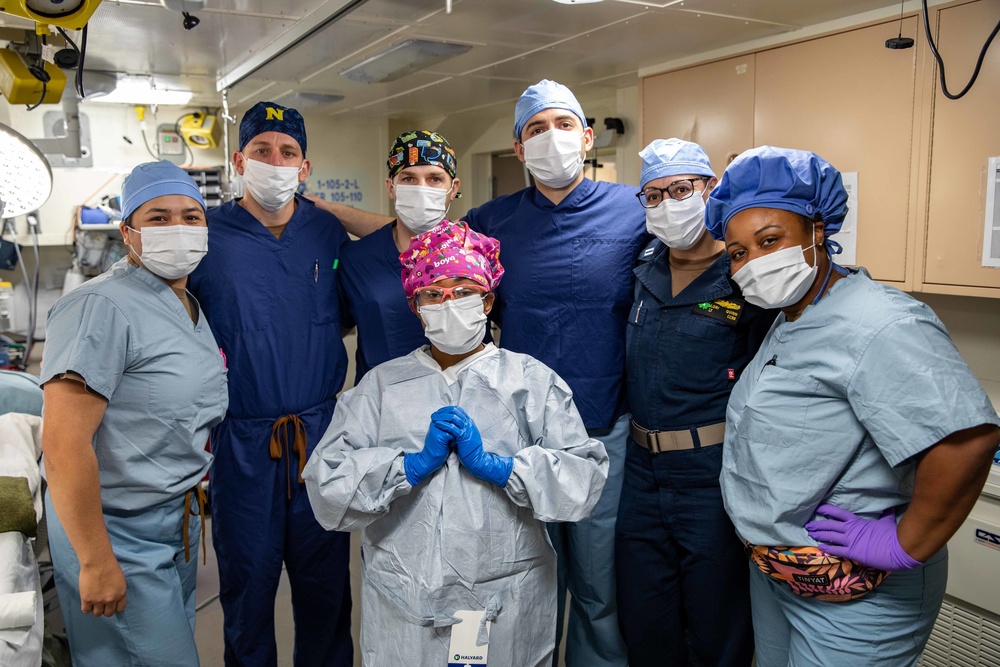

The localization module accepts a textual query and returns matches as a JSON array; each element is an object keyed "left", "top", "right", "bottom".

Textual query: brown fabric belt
[
  {"left": 182, "top": 485, "right": 208, "bottom": 565},
  {"left": 270, "top": 414, "right": 308, "bottom": 499},
  {"left": 629, "top": 420, "right": 726, "bottom": 454}
]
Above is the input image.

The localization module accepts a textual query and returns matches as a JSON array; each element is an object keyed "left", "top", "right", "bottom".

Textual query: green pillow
[{"left": 0, "top": 476, "right": 37, "bottom": 538}]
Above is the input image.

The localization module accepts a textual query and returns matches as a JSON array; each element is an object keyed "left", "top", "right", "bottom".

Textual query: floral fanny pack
[{"left": 745, "top": 542, "right": 890, "bottom": 602}]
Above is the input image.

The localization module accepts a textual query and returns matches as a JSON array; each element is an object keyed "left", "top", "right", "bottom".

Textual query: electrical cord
[
  {"left": 25, "top": 79, "right": 46, "bottom": 111},
  {"left": 139, "top": 128, "right": 159, "bottom": 159},
  {"left": 922, "top": 0, "right": 1000, "bottom": 100},
  {"left": 25, "top": 57, "right": 50, "bottom": 111},
  {"left": 55, "top": 27, "right": 86, "bottom": 98},
  {"left": 7, "top": 221, "right": 35, "bottom": 371}
]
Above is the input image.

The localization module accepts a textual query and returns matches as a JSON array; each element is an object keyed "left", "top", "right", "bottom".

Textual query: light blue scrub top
[
  {"left": 40, "top": 259, "right": 228, "bottom": 512},
  {"left": 721, "top": 268, "right": 1000, "bottom": 547}
]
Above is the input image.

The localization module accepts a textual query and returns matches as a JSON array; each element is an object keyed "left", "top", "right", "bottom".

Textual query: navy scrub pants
[{"left": 615, "top": 438, "right": 754, "bottom": 666}]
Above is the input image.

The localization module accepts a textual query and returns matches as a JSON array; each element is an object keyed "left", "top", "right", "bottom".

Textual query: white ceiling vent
[{"left": 340, "top": 39, "right": 472, "bottom": 84}]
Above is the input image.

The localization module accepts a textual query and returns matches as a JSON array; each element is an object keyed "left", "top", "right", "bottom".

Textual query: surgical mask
[
  {"left": 127, "top": 225, "right": 208, "bottom": 280},
  {"left": 645, "top": 192, "right": 707, "bottom": 250},
  {"left": 419, "top": 296, "right": 487, "bottom": 355},
  {"left": 241, "top": 158, "right": 302, "bottom": 212},
  {"left": 522, "top": 129, "right": 585, "bottom": 189},
  {"left": 393, "top": 184, "right": 451, "bottom": 234},
  {"left": 732, "top": 243, "right": 818, "bottom": 309}
]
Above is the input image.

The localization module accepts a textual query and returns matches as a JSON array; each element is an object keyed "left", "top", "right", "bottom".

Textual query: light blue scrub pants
[
  {"left": 749, "top": 547, "right": 948, "bottom": 667},
  {"left": 548, "top": 413, "right": 629, "bottom": 666},
  {"left": 46, "top": 492, "right": 202, "bottom": 667}
]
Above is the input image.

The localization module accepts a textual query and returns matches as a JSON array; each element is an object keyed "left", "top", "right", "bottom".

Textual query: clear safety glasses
[{"left": 412, "top": 284, "right": 487, "bottom": 308}]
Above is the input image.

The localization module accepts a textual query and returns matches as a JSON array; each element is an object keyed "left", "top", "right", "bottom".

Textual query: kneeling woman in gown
[{"left": 303, "top": 220, "right": 609, "bottom": 667}]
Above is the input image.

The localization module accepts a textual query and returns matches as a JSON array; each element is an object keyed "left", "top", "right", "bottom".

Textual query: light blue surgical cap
[
  {"left": 513, "top": 79, "right": 588, "bottom": 140},
  {"left": 705, "top": 146, "right": 848, "bottom": 244},
  {"left": 639, "top": 138, "right": 716, "bottom": 188},
  {"left": 121, "top": 160, "right": 205, "bottom": 221}
]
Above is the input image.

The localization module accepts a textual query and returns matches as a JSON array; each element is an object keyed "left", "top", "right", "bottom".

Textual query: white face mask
[
  {"left": 419, "top": 296, "right": 487, "bottom": 355},
  {"left": 393, "top": 183, "right": 451, "bottom": 234},
  {"left": 645, "top": 191, "right": 707, "bottom": 250},
  {"left": 521, "top": 129, "right": 585, "bottom": 189},
  {"left": 127, "top": 225, "right": 208, "bottom": 280},
  {"left": 241, "top": 158, "right": 302, "bottom": 212},
  {"left": 732, "top": 243, "right": 818, "bottom": 309}
]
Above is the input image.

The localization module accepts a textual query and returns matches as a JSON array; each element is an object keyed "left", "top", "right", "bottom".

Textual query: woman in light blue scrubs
[
  {"left": 706, "top": 146, "right": 1000, "bottom": 666},
  {"left": 41, "top": 160, "right": 228, "bottom": 666}
]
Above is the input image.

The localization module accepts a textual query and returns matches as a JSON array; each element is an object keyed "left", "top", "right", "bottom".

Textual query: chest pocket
[
  {"left": 736, "top": 366, "right": 819, "bottom": 448},
  {"left": 204, "top": 271, "right": 271, "bottom": 334},
  {"left": 666, "top": 313, "right": 737, "bottom": 394},
  {"left": 310, "top": 263, "right": 339, "bottom": 326},
  {"left": 571, "top": 238, "right": 635, "bottom": 303}
]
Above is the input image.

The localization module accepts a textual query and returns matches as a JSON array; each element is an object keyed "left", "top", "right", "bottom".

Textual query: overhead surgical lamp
[
  {"left": 0, "top": 0, "right": 104, "bottom": 31},
  {"left": 0, "top": 122, "right": 53, "bottom": 219}
]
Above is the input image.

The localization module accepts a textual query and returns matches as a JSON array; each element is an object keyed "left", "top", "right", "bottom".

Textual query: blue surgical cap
[
  {"left": 121, "top": 160, "right": 205, "bottom": 221},
  {"left": 239, "top": 101, "right": 307, "bottom": 156},
  {"left": 513, "top": 79, "right": 588, "bottom": 140},
  {"left": 705, "top": 146, "right": 848, "bottom": 242},
  {"left": 639, "top": 138, "right": 715, "bottom": 188}
]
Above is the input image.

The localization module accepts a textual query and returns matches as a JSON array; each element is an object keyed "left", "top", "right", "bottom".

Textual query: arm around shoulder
[{"left": 306, "top": 195, "right": 392, "bottom": 238}]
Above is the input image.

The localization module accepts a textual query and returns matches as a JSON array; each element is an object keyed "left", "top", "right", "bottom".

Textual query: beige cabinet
[
  {"left": 640, "top": 1, "right": 1000, "bottom": 297},
  {"left": 755, "top": 18, "right": 922, "bottom": 287},
  {"left": 921, "top": 0, "right": 1000, "bottom": 294},
  {"left": 641, "top": 55, "right": 755, "bottom": 179}
]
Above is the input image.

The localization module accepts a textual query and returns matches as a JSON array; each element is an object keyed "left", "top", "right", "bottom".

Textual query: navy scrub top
[{"left": 464, "top": 178, "right": 648, "bottom": 431}]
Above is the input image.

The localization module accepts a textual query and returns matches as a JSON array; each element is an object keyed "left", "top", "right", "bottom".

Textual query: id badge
[{"left": 446, "top": 610, "right": 489, "bottom": 666}]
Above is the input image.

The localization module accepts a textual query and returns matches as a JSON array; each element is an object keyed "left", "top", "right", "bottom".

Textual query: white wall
[
  {"left": 915, "top": 293, "right": 1000, "bottom": 411},
  {"left": 5, "top": 103, "right": 226, "bottom": 241}
]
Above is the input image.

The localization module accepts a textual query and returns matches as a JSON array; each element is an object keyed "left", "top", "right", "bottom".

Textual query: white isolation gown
[{"left": 302, "top": 344, "right": 609, "bottom": 667}]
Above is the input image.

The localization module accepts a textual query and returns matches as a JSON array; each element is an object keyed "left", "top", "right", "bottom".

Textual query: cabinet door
[
  {"left": 641, "top": 55, "right": 755, "bottom": 176},
  {"left": 923, "top": 0, "right": 1000, "bottom": 292},
  {"left": 755, "top": 18, "right": 921, "bottom": 285}
]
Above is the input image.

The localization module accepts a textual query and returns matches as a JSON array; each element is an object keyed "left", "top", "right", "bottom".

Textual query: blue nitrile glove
[
  {"left": 403, "top": 419, "right": 454, "bottom": 486},
  {"left": 433, "top": 406, "right": 513, "bottom": 487},
  {"left": 805, "top": 503, "right": 922, "bottom": 571}
]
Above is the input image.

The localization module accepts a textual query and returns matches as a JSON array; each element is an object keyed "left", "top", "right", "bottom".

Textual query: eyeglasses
[
  {"left": 412, "top": 284, "right": 487, "bottom": 307},
  {"left": 636, "top": 178, "right": 709, "bottom": 208}
]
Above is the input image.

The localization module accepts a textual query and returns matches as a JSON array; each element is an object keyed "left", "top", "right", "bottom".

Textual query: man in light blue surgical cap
[
  {"left": 708, "top": 146, "right": 1000, "bottom": 666},
  {"left": 614, "top": 139, "right": 774, "bottom": 667},
  {"left": 306, "top": 80, "right": 647, "bottom": 666},
  {"left": 40, "top": 160, "right": 227, "bottom": 667}
]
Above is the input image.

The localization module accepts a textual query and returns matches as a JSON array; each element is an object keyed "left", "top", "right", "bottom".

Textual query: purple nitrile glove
[{"left": 805, "top": 503, "right": 922, "bottom": 571}]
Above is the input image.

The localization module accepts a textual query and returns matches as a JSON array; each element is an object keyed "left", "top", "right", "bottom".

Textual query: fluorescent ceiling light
[
  {"left": 340, "top": 39, "right": 472, "bottom": 84},
  {"left": 87, "top": 74, "right": 193, "bottom": 105},
  {"left": 0, "top": 122, "right": 52, "bottom": 218},
  {"left": 552, "top": 0, "right": 604, "bottom": 3}
]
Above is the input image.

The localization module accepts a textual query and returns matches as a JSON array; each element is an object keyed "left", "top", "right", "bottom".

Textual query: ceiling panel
[
  {"left": 247, "top": 18, "right": 401, "bottom": 82},
  {"left": 9, "top": 0, "right": 902, "bottom": 121},
  {"left": 686, "top": 0, "right": 896, "bottom": 27},
  {"left": 85, "top": 3, "right": 294, "bottom": 78}
]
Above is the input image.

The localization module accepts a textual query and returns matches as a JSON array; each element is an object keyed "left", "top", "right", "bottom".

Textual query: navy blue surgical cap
[
  {"left": 705, "top": 146, "right": 848, "bottom": 243},
  {"left": 121, "top": 160, "right": 205, "bottom": 221},
  {"left": 239, "top": 101, "right": 307, "bottom": 156}
]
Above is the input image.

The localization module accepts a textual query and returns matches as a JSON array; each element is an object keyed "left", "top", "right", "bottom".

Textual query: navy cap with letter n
[{"left": 238, "top": 101, "right": 307, "bottom": 156}]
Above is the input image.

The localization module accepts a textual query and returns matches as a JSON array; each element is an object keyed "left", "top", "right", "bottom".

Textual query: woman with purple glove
[
  {"left": 704, "top": 146, "right": 1000, "bottom": 665},
  {"left": 301, "top": 220, "right": 609, "bottom": 667}
]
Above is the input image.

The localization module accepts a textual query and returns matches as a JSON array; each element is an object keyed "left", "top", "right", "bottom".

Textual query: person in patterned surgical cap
[
  {"left": 336, "top": 129, "right": 464, "bottom": 385},
  {"left": 303, "top": 219, "right": 611, "bottom": 667}
]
